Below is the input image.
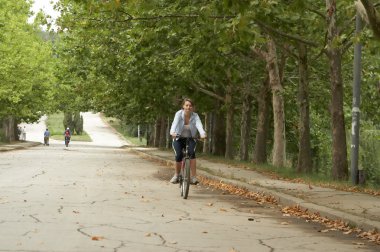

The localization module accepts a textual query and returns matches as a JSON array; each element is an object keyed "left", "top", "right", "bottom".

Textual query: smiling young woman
[{"left": 169, "top": 98, "right": 207, "bottom": 185}]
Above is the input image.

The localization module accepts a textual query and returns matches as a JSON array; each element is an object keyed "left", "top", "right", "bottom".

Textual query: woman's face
[{"left": 182, "top": 100, "right": 193, "bottom": 113}]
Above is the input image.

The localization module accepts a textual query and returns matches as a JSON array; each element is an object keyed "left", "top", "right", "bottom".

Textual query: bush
[
  {"left": 360, "top": 130, "right": 380, "bottom": 186},
  {"left": 63, "top": 112, "right": 84, "bottom": 135}
]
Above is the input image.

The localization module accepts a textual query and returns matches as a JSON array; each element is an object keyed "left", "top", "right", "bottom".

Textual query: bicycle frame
[{"left": 178, "top": 137, "right": 192, "bottom": 199}]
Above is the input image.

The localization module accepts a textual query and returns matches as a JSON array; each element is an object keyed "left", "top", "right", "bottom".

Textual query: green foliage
[
  {"left": 359, "top": 130, "right": 380, "bottom": 186},
  {"left": 74, "top": 113, "right": 84, "bottom": 135},
  {"left": 0, "top": 0, "right": 56, "bottom": 123},
  {"left": 63, "top": 112, "right": 74, "bottom": 131},
  {"left": 63, "top": 111, "right": 83, "bottom": 134},
  {"left": 53, "top": 0, "right": 380, "bottom": 184},
  {"left": 47, "top": 112, "right": 91, "bottom": 141}
]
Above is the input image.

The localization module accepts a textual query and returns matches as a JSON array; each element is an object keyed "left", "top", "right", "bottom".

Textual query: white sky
[{"left": 29, "top": 0, "right": 60, "bottom": 29}]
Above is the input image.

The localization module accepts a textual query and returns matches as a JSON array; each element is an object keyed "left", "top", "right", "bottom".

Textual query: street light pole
[{"left": 351, "top": 12, "right": 362, "bottom": 185}]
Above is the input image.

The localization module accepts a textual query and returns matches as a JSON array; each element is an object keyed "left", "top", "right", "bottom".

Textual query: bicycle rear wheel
[{"left": 182, "top": 158, "right": 190, "bottom": 199}]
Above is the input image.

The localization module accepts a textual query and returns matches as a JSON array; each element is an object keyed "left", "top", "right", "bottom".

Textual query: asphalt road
[{"left": 1, "top": 113, "right": 377, "bottom": 251}]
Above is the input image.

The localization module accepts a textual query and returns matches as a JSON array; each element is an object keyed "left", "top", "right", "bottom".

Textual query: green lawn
[{"left": 46, "top": 113, "right": 92, "bottom": 142}]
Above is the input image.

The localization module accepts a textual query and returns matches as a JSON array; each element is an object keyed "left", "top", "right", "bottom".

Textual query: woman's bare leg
[
  {"left": 175, "top": 162, "right": 181, "bottom": 175},
  {"left": 190, "top": 159, "right": 196, "bottom": 177}
]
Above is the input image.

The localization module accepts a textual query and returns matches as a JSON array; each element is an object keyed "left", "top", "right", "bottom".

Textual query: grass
[
  {"left": 197, "top": 152, "right": 380, "bottom": 194},
  {"left": 46, "top": 113, "right": 92, "bottom": 142},
  {"left": 101, "top": 116, "right": 147, "bottom": 146}
]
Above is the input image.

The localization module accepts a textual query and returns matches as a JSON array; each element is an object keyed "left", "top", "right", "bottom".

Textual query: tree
[{"left": 0, "top": 0, "right": 55, "bottom": 142}]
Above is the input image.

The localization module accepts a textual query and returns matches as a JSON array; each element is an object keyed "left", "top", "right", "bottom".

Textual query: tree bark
[
  {"left": 2, "top": 116, "right": 16, "bottom": 143},
  {"left": 296, "top": 43, "right": 313, "bottom": 173},
  {"left": 240, "top": 81, "right": 253, "bottom": 161},
  {"left": 153, "top": 117, "right": 161, "bottom": 147},
  {"left": 203, "top": 113, "right": 210, "bottom": 154},
  {"left": 359, "top": 0, "right": 380, "bottom": 39},
  {"left": 159, "top": 117, "right": 167, "bottom": 148},
  {"left": 253, "top": 77, "right": 271, "bottom": 164},
  {"left": 212, "top": 101, "right": 226, "bottom": 156},
  {"left": 326, "top": 0, "right": 349, "bottom": 180},
  {"left": 267, "top": 38, "right": 286, "bottom": 167},
  {"left": 146, "top": 124, "right": 154, "bottom": 147},
  {"left": 225, "top": 81, "right": 234, "bottom": 159}
]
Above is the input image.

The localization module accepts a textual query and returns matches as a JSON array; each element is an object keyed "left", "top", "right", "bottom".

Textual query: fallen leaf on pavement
[
  {"left": 91, "top": 236, "right": 104, "bottom": 241},
  {"left": 319, "top": 229, "right": 329, "bottom": 233}
]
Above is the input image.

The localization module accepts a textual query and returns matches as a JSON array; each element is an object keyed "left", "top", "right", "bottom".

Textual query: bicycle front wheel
[{"left": 182, "top": 158, "right": 191, "bottom": 199}]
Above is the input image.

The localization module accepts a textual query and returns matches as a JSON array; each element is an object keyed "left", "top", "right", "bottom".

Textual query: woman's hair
[{"left": 182, "top": 98, "right": 194, "bottom": 106}]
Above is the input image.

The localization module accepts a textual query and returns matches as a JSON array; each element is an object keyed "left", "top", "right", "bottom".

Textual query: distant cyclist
[
  {"left": 169, "top": 98, "right": 206, "bottom": 185},
  {"left": 64, "top": 127, "right": 71, "bottom": 146}
]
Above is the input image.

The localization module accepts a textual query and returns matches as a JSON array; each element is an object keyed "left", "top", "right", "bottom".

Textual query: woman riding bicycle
[{"left": 169, "top": 98, "right": 206, "bottom": 185}]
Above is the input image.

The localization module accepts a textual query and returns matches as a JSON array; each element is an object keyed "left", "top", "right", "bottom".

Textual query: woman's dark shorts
[{"left": 172, "top": 137, "right": 197, "bottom": 162}]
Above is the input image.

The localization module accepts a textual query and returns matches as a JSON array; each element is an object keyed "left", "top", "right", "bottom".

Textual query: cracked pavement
[{"left": 0, "top": 113, "right": 377, "bottom": 251}]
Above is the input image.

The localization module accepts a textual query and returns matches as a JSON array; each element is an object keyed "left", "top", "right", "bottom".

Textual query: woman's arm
[
  {"left": 194, "top": 113, "right": 206, "bottom": 138},
  {"left": 170, "top": 110, "right": 181, "bottom": 137}
]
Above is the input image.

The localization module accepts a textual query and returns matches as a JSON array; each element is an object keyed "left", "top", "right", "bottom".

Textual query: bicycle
[
  {"left": 178, "top": 137, "right": 192, "bottom": 199},
  {"left": 65, "top": 136, "right": 70, "bottom": 147}
]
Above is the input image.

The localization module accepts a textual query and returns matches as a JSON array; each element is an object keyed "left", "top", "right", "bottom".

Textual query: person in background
[
  {"left": 169, "top": 98, "right": 207, "bottom": 185},
  {"left": 20, "top": 126, "right": 26, "bottom": 141},
  {"left": 44, "top": 128, "right": 50, "bottom": 146}
]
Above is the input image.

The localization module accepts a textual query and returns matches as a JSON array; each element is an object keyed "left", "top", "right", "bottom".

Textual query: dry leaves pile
[
  {"left": 199, "top": 176, "right": 277, "bottom": 205},
  {"left": 281, "top": 205, "right": 380, "bottom": 245},
  {"left": 200, "top": 175, "right": 380, "bottom": 245}
]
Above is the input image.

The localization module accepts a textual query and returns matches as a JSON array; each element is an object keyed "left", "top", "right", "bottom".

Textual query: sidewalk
[{"left": 128, "top": 147, "right": 380, "bottom": 233}]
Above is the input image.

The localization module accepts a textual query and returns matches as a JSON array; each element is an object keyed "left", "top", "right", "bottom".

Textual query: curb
[
  {"left": 0, "top": 141, "right": 41, "bottom": 152},
  {"left": 128, "top": 148, "right": 380, "bottom": 232}
]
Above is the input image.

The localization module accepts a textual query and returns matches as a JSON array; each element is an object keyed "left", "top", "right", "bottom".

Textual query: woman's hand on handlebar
[{"left": 171, "top": 133, "right": 178, "bottom": 139}]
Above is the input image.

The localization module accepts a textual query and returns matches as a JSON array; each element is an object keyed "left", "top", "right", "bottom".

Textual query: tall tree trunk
[
  {"left": 153, "top": 117, "right": 161, "bottom": 147},
  {"left": 14, "top": 120, "right": 19, "bottom": 141},
  {"left": 203, "top": 113, "right": 210, "bottom": 154},
  {"left": 240, "top": 81, "right": 253, "bottom": 161},
  {"left": 2, "top": 116, "right": 16, "bottom": 143},
  {"left": 358, "top": 0, "right": 380, "bottom": 39},
  {"left": 253, "top": 77, "right": 271, "bottom": 164},
  {"left": 267, "top": 38, "right": 286, "bottom": 167},
  {"left": 297, "top": 43, "right": 313, "bottom": 173},
  {"left": 212, "top": 101, "right": 226, "bottom": 156},
  {"left": 166, "top": 118, "right": 171, "bottom": 149},
  {"left": 225, "top": 82, "right": 234, "bottom": 159},
  {"left": 146, "top": 124, "right": 154, "bottom": 147},
  {"left": 326, "top": 0, "right": 349, "bottom": 180},
  {"left": 159, "top": 117, "right": 167, "bottom": 148}
]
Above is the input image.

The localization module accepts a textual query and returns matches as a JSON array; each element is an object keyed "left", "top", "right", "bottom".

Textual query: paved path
[
  {"left": 20, "top": 112, "right": 130, "bottom": 147},
  {"left": 0, "top": 113, "right": 380, "bottom": 248},
  {"left": 3, "top": 116, "right": 378, "bottom": 251}
]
